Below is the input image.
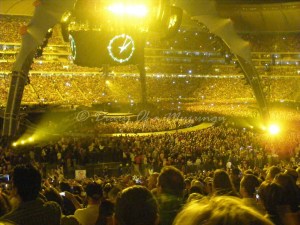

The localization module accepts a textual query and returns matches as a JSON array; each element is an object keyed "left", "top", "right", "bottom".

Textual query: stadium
[{"left": 0, "top": 1, "right": 300, "bottom": 225}]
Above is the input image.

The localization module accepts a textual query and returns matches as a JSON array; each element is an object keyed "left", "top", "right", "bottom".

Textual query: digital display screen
[{"left": 69, "top": 31, "right": 144, "bottom": 67}]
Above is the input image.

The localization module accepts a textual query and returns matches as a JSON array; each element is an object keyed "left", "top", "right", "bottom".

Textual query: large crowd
[
  {"left": 0, "top": 10, "right": 300, "bottom": 225},
  {"left": 1, "top": 120, "right": 300, "bottom": 225},
  {"left": 0, "top": 14, "right": 299, "bottom": 109},
  {"left": 0, "top": 144, "right": 300, "bottom": 225},
  {"left": 0, "top": 74, "right": 299, "bottom": 107},
  {"left": 1, "top": 122, "right": 300, "bottom": 173},
  {"left": 1, "top": 162, "right": 300, "bottom": 225}
]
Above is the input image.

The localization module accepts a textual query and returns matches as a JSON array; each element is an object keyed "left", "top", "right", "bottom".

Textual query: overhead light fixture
[{"left": 107, "top": 3, "right": 149, "bottom": 17}]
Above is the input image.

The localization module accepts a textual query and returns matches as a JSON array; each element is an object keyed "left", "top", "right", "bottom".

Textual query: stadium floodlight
[{"left": 107, "top": 3, "right": 149, "bottom": 17}]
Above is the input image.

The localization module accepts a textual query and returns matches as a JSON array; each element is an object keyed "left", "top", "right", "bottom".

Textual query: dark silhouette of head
[
  {"left": 85, "top": 182, "right": 103, "bottom": 202},
  {"left": 95, "top": 199, "right": 115, "bottom": 225},
  {"left": 115, "top": 185, "right": 158, "bottom": 225},
  {"left": 258, "top": 182, "right": 285, "bottom": 215},
  {"left": 266, "top": 166, "right": 281, "bottom": 182},
  {"left": 213, "top": 169, "right": 238, "bottom": 196},
  {"left": 12, "top": 164, "right": 42, "bottom": 202},
  {"left": 274, "top": 173, "right": 300, "bottom": 212},
  {"left": 158, "top": 166, "right": 184, "bottom": 197},
  {"left": 240, "top": 174, "right": 261, "bottom": 197}
]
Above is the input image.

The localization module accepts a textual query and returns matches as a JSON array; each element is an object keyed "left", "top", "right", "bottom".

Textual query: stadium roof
[{"left": 0, "top": 0, "right": 300, "bottom": 32}]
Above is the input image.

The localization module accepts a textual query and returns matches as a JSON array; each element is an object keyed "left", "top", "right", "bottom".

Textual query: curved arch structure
[
  {"left": 2, "top": 0, "right": 76, "bottom": 137},
  {"left": 190, "top": 0, "right": 270, "bottom": 122}
]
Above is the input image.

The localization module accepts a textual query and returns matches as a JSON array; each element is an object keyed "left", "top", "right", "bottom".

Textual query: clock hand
[
  {"left": 122, "top": 37, "right": 128, "bottom": 47},
  {"left": 121, "top": 40, "right": 132, "bottom": 52},
  {"left": 119, "top": 37, "right": 128, "bottom": 53},
  {"left": 119, "top": 40, "right": 133, "bottom": 54}
]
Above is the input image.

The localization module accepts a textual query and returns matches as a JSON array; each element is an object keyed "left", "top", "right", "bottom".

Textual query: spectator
[
  {"left": 60, "top": 181, "right": 77, "bottom": 216},
  {"left": 258, "top": 182, "right": 285, "bottom": 225},
  {"left": 173, "top": 196, "right": 274, "bottom": 225},
  {"left": 183, "top": 178, "right": 192, "bottom": 200},
  {"left": 156, "top": 166, "right": 185, "bottom": 225},
  {"left": 74, "top": 182, "right": 103, "bottom": 225},
  {"left": 107, "top": 186, "right": 121, "bottom": 204},
  {"left": 273, "top": 173, "right": 300, "bottom": 213},
  {"left": 95, "top": 199, "right": 114, "bottom": 225},
  {"left": 43, "top": 187, "right": 79, "bottom": 225},
  {"left": 284, "top": 169, "right": 298, "bottom": 184},
  {"left": 230, "top": 168, "right": 242, "bottom": 193},
  {"left": 114, "top": 185, "right": 158, "bottom": 225},
  {"left": 266, "top": 166, "right": 281, "bottom": 182},
  {"left": 203, "top": 177, "right": 213, "bottom": 196},
  {"left": 0, "top": 164, "right": 61, "bottom": 225},
  {"left": 212, "top": 169, "right": 239, "bottom": 197},
  {"left": 0, "top": 193, "right": 11, "bottom": 217},
  {"left": 240, "top": 174, "right": 265, "bottom": 214},
  {"left": 147, "top": 172, "right": 159, "bottom": 192}
]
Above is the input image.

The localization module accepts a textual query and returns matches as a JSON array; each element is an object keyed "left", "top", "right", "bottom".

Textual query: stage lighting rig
[
  {"left": 67, "top": 0, "right": 181, "bottom": 32},
  {"left": 61, "top": 0, "right": 183, "bottom": 67},
  {"left": 2, "top": 0, "right": 182, "bottom": 138}
]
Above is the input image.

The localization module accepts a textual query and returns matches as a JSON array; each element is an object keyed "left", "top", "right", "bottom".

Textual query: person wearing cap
[{"left": 74, "top": 182, "right": 103, "bottom": 225}]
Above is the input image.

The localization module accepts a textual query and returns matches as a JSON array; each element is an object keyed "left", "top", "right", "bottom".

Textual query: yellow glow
[
  {"left": 21, "top": 140, "right": 25, "bottom": 145},
  {"left": 107, "top": 3, "right": 149, "bottom": 17},
  {"left": 105, "top": 80, "right": 110, "bottom": 85},
  {"left": 12, "top": 142, "right": 17, "bottom": 147},
  {"left": 28, "top": 137, "right": 34, "bottom": 142},
  {"left": 268, "top": 124, "right": 280, "bottom": 135},
  {"left": 168, "top": 15, "right": 178, "bottom": 29},
  {"left": 61, "top": 11, "right": 71, "bottom": 23}
]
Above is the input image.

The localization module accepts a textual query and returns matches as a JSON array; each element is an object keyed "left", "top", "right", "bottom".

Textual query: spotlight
[
  {"left": 12, "top": 142, "right": 17, "bottom": 147},
  {"left": 268, "top": 124, "right": 280, "bottom": 135},
  {"left": 107, "top": 3, "right": 149, "bottom": 17}
]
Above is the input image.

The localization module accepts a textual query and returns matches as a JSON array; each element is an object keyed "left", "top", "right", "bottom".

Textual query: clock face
[
  {"left": 107, "top": 34, "right": 135, "bottom": 63},
  {"left": 69, "top": 34, "right": 77, "bottom": 60}
]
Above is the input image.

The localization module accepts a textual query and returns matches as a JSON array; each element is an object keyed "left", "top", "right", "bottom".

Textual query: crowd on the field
[
  {"left": 1, "top": 122, "right": 300, "bottom": 174},
  {"left": 0, "top": 154, "right": 300, "bottom": 225},
  {"left": 1, "top": 121, "right": 300, "bottom": 225}
]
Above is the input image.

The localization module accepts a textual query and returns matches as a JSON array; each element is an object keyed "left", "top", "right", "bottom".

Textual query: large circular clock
[
  {"left": 107, "top": 34, "right": 135, "bottom": 63},
  {"left": 69, "top": 34, "right": 77, "bottom": 61}
]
